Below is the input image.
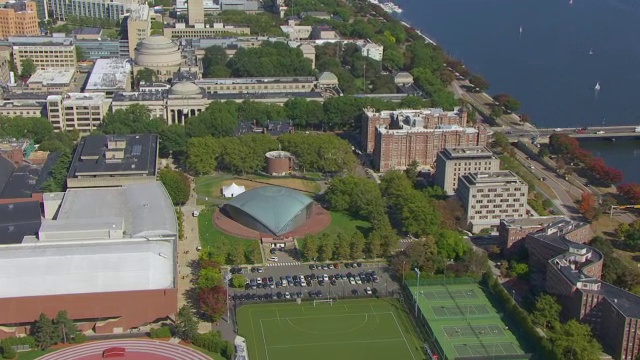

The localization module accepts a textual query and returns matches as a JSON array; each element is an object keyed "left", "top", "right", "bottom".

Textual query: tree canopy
[
  {"left": 227, "top": 42, "right": 313, "bottom": 77},
  {"left": 158, "top": 168, "right": 191, "bottom": 205},
  {"left": 278, "top": 133, "right": 357, "bottom": 173}
]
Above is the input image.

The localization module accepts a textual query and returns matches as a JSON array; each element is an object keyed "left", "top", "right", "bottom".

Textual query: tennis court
[
  {"left": 406, "top": 282, "right": 528, "bottom": 360},
  {"left": 431, "top": 304, "right": 491, "bottom": 318},
  {"left": 236, "top": 298, "right": 425, "bottom": 360}
]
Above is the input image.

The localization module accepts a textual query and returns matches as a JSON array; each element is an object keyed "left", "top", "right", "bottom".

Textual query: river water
[{"left": 393, "top": 0, "right": 640, "bottom": 182}]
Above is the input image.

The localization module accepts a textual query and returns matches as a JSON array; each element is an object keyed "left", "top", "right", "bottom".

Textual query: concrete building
[
  {"left": 51, "top": 0, "right": 138, "bottom": 21},
  {"left": 187, "top": 0, "right": 203, "bottom": 26},
  {"left": 0, "top": 98, "right": 45, "bottom": 117},
  {"left": 280, "top": 21, "right": 312, "bottom": 40},
  {"left": 13, "top": 40, "right": 76, "bottom": 73},
  {"left": 0, "top": 181, "right": 178, "bottom": 338},
  {"left": 175, "top": 0, "right": 218, "bottom": 16},
  {"left": 355, "top": 40, "right": 383, "bottom": 61},
  {"left": 66, "top": 134, "right": 158, "bottom": 188},
  {"left": 46, "top": 93, "right": 111, "bottom": 132},
  {"left": 220, "top": 0, "right": 259, "bottom": 11},
  {"left": 0, "top": 46, "right": 11, "bottom": 84},
  {"left": 126, "top": 4, "right": 150, "bottom": 58},
  {"left": 299, "top": 44, "right": 315, "bottom": 68},
  {"left": 133, "top": 35, "right": 182, "bottom": 82},
  {"left": 75, "top": 39, "right": 123, "bottom": 60},
  {"left": 188, "top": 75, "right": 318, "bottom": 94},
  {"left": 361, "top": 108, "right": 489, "bottom": 172},
  {"left": 457, "top": 171, "right": 528, "bottom": 232},
  {"left": 71, "top": 27, "right": 102, "bottom": 40},
  {"left": 523, "top": 219, "right": 640, "bottom": 360},
  {"left": 25, "top": 69, "right": 75, "bottom": 93},
  {"left": 163, "top": 22, "right": 250, "bottom": 40},
  {"left": 85, "top": 58, "right": 132, "bottom": 97},
  {"left": 0, "top": 1, "right": 39, "bottom": 39},
  {"left": 434, "top": 146, "right": 500, "bottom": 195},
  {"left": 311, "top": 25, "right": 337, "bottom": 40}
]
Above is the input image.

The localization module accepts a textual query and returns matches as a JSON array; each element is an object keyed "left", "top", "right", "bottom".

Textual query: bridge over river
[{"left": 500, "top": 125, "right": 640, "bottom": 141}]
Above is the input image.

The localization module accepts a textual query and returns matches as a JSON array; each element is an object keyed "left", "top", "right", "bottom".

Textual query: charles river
[{"left": 393, "top": 0, "right": 640, "bottom": 182}]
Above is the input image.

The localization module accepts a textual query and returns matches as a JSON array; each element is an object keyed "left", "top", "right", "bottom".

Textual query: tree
[
  {"left": 227, "top": 243, "right": 245, "bottom": 266},
  {"left": 333, "top": 232, "right": 351, "bottom": 260},
  {"left": 40, "top": 151, "right": 72, "bottom": 193},
  {"left": 197, "top": 267, "right": 223, "bottom": 289},
  {"left": 549, "top": 320, "right": 602, "bottom": 360},
  {"left": 202, "top": 46, "right": 231, "bottom": 78},
  {"left": 20, "top": 58, "right": 36, "bottom": 78},
  {"left": 159, "top": 125, "right": 188, "bottom": 160},
  {"left": 54, "top": 311, "right": 77, "bottom": 344},
  {"left": 231, "top": 274, "right": 246, "bottom": 288},
  {"left": 75, "top": 46, "right": 87, "bottom": 61},
  {"left": 186, "top": 137, "right": 220, "bottom": 175},
  {"left": 135, "top": 67, "right": 157, "bottom": 86},
  {"left": 199, "top": 286, "right": 227, "bottom": 321},
  {"left": 468, "top": 74, "right": 489, "bottom": 90},
  {"left": 186, "top": 102, "right": 238, "bottom": 138},
  {"left": 508, "top": 261, "right": 529, "bottom": 279},
  {"left": 158, "top": 168, "right": 191, "bottom": 205},
  {"left": 100, "top": 104, "right": 165, "bottom": 134},
  {"left": 579, "top": 191, "right": 597, "bottom": 220},
  {"left": 618, "top": 183, "right": 640, "bottom": 204},
  {"left": 1, "top": 344, "right": 16, "bottom": 359},
  {"left": 300, "top": 234, "right": 319, "bottom": 261},
  {"left": 317, "top": 234, "right": 334, "bottom": 261},
  {"left": 531, "top": 293, "right": 562, "bottom": 329},
  {"left": 349, "top": 231, "right": 366, "bottom": 260},
  {"left": 32, "top": 313, "right": 58, "bottom": 350},
  {"left": 175, "top": 305, "right": 199, "bottom": 341},
  {"left": 436, "top": 230, "right": 469, "bottom": 260}
]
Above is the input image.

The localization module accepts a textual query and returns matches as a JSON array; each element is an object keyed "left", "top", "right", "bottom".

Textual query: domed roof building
[
  {"left": 168, "top": 81, "right": 203, "bottom": 98},
  {"left": 223, "top": 186, "right": 314, "bottom": 236},
  {"left": 133, "top": 35, "right": 183, "bottom": 82}
]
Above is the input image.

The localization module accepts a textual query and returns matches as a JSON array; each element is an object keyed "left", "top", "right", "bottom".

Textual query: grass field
[
  {"left": 198, "top": 206, "right": 261, "bottom": 263},
  {"left": 237, "top": 298, "right": 425, "bottom": 360},
  {"left": 408, "top": 283, "right": 526, "bottom": 359},
  {"left": 195, "top": 174, "right": 321, "bottom": 205}
]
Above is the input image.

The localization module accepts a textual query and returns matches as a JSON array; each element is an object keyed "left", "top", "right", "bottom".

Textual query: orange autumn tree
[{"left": 579, "top": 191, "right": 597, "bottom": 220}]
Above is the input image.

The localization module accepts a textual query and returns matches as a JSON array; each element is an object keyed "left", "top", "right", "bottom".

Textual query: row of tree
[
  {"left": 549, "top": 134, "right": 623, "bottom": 185},
  {"left": 590, "top": 236, "right": 640, "bottom": 295},
  {"left": 300, "top": 230, "right": 392, "bottom": 261},
  {"left": 195, "top": 254, "right": 229, "bottom": 322},
  {"left": 158, "top": 168, "right": 191, "bottom": 206}
]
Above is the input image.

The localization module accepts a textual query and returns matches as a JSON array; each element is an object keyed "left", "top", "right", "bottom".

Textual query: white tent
[{"left": 222, "top": 182, "right": 246, "bottom": 198}]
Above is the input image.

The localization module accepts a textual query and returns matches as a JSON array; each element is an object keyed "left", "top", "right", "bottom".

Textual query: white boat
[
  {"left": 380, "top": 1, "right": 403, "bottom": 13},
  {"left": 594, "top": 82, "right": 601, "bottom": 91},
  {"left": 589, "top": 48, "right": 593, "bottom": 55},
  {"left": 519, "top": 25, "right": 523, "bottom": 34},
  {"left": 569, "top": 0, "right": 573, "bottom": 5}
]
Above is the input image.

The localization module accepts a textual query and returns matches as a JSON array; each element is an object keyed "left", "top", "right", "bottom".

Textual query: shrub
[
  {"left": 220, "top": 340, "right": 235, "bottom": 360},
  {"left": 1, "top": 345, "right": 16, "bottom": 359},
  {"left": 73, "top": 333, "right": 87, "bottom": 344},
  {"left": 149, "top": 326, "right": 172, "bottom": 339},
  {"left": 193, "top": 331, "right": 224, "bottom": 353}
]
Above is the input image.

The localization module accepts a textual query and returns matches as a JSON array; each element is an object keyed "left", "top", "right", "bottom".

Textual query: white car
[
  {"left": 596, "top": 130, "right": 605, "bottom": 134},
  {"left": 284, "top": 292, "right": 291, "bottom": 299},
  {"left": 322, "top": 274, "right": 329, "bottom": 281},
  {"left": 553, "top": 128, "right": 562, "bottom": 132},
  {"left": 300, "top": 280, "right": 307, "bottom": 287},
  {"left": 364, "top": 287, "right": 372, "bottom": 295},
  {"left": 355, "top": 277, "right": 362, "bottom": 284},
  {"left": 192, "top": 210, "right": 200, "bottom": 217},
  {"left": 281, "top": 279, "right": 288, "bottom": 287},
  {"left": 267, "top": 256, "right": 278, "bottom": 262},
  {"left": 348, "top": 277, "right": 355, "bottom": 284},
  {"left": 255, "top": 277, "right": 262, "bottom": 284}
]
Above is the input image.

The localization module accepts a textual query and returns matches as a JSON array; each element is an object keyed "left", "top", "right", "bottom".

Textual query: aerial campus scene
[{"left": 1, "top": 0, "right": 640, "bottom": 359}]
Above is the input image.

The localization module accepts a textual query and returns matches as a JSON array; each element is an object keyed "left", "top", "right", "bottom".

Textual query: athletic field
[
  {"left": 236, "top": 298, "right": 425, "bottom": 360},
  {"left": 408, "top": 283, "right": 528, "bottom": 359}
]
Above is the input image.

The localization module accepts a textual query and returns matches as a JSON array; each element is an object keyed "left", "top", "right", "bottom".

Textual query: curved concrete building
[
  {"left": 223, "top": 186, "right": 313, "bottom": 236},
  {"left": 134, "top": 35, "right": 182, "bottom": 81}
]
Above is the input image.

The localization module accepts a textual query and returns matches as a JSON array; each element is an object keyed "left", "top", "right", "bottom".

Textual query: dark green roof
[{"left": 226, "top": 186, "right": 313, "bottom": 235}]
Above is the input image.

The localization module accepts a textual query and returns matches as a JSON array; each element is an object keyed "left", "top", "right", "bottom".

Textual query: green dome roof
[{"left": 225, "top": 186, "right": 313, "bottom": 236}]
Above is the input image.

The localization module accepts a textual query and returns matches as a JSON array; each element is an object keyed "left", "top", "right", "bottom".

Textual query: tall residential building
[
  {"left": 46, "top": 93, "right": 112, "bottom": 133},
  {"left": 126, "top": 4, "right": 150, "bottom": 58},
  {"left": 434, "top": 146, "right": 500, "bottom": 195},
  {"left": 0, "top": 1, "right": 39, "bottom": 39},
  {"left": 13, "top": 40, "right": 76, "bottom": 73},
  {"left": 524, "top": 218, "right": 640, "bottom": 360},
  {"left": 187, "top": 0, "right": 204, "bottom": 26},
  {"left": 457, "top": 171, "right": 528, "bottom": 232},
  {"left": 361, "top": 108, "right": 488, "bottom": 172},
  {"left": 51, "top": 0, "right": 137, "bottom": 21}
]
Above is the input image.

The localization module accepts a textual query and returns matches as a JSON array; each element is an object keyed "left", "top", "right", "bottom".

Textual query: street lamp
[
  {"left": 511, "top": 290, "right": 516, "bottom": 300},
  {"left": 402, "top": 260, "right": 406, "bottom": 285},
  {"left": 224, "top": 271, "right": 232, "bottom": 323},
  {"left": 414, "top": 268, "right": 421, "bottom": 317}
]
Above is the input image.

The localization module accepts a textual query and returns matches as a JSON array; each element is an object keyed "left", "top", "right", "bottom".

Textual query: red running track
[{"left": 37, "top": 339, "right": 212, "bottom": 360}]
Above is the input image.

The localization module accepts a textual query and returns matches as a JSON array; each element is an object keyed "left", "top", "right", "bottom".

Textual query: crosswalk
[
  {"left": 400, "top": 238, "right": 415, "bottom": 243},
  {"left": 266, "top": 262, "right": 301, "bottom": 267}
]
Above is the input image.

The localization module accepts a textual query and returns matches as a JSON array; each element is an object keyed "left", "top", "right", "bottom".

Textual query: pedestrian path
[{"left": 266, "top": 262, "right": 301, "bottom": 267}]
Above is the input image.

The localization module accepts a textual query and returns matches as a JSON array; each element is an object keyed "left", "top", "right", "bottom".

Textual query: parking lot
[{"left": 227, "top": 263, "right": 399, "bottom": 302}]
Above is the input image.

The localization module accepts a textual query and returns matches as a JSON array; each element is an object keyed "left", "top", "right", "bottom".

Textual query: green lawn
[
  {"left": 188, "top": 344, "right": 223, "bottom": 359},
  {"left": 195, "top": 174, "right": 233, "bottom": 205},
  {"left": 198, "top": 206, "right": 261, "bottom": 264},
  {"left": 17, "top": 349, "right": 55, "bottom": 360},
  {"left": 324, "top": 211, "right": 371, "bottom": 236},
  {"left": 237, "top": 298, "right": 425, "bottom": 360}
]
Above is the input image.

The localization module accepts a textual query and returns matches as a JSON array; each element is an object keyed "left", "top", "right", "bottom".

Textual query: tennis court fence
[
  {"left": 404, "top": 277, "right": 480, "bottom": 287},
  {"left": 456, "top": 355, "right": 531, "bottom": 360}
]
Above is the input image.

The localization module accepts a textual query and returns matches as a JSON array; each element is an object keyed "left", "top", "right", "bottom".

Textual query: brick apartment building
[
  {"left": 519, "top": 218, "right": 640, "bottom": 360},
  {"left": 360, "top": 107, "right": 489, "bottom": 172}
]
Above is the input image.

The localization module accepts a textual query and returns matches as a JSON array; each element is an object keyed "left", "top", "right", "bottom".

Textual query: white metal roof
[{"left": 85, "top": 58, "right": 132, "bottom": 91}]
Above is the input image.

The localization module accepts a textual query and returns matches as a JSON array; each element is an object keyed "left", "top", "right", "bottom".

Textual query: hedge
[
  {"left": 193, "top": 331, "right": 234, "bottom": 360},
  {"left": 149, "top": 326, "right": 172, "bottom": 339},
  {"left": 482, "top": 272, "right": 556, "bottom": 360}
]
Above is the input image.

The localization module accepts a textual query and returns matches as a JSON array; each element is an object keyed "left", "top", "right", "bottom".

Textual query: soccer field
[{"left": 236, "top": 298, "right": 425, "bottom": 360}]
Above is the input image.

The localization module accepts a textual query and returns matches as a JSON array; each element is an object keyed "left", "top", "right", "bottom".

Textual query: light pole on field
[{"left": 414, "top": 268, "right": 421, "bottom": 317}]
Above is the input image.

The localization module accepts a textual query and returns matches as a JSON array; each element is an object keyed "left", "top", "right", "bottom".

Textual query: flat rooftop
[
  {"left": 47, "top": 93, "right": 108, "bottom": 105},
  {"left": 442, "top": 146, "right": 495, "bottom": 159},
  {"left": 0, "top": 201, "right": 41, "bottom": 245},
  {"left": 377, "top": 124, "right": 478, "bottom": 135},
  {"left": 72, "top": 27, "right": 102, "bottom": 36},
  {"left": 367, "top": 107, "right": 463, "bottom": 118},
  {"left": 85, "top": 58, "right": 132, "bottom": 91},
  {"left": 501, "top": 216, "right": 566, "bottom": 229},
  {"left": 0, "top": 152, "right": 57, "bottom": 199},
  {"left": 461, "top": 171, "right": 524, "bottom": 185},
  {"left": 27, "top": 69, "right": 75, "bottom": 86},
  {"left": 193, "top": 76, "right": 317, "bottom": 85},
  {"left": 68, "top": 134, "right": 158, "bottom": 178}
]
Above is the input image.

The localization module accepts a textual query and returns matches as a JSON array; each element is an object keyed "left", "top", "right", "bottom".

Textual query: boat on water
[
  {"left": 595, "top": 82, "right": 601, "bottom": 91},
  {"left": 589, "top": 48, "right": 593, "bottom": 55}
]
